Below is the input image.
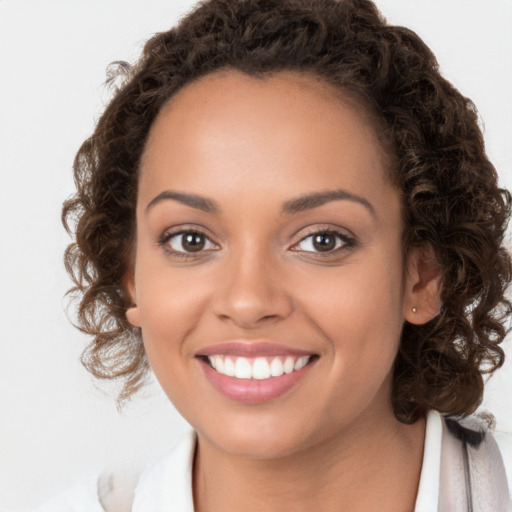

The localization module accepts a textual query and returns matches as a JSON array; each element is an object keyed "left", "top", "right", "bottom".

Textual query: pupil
[
  {"left": 183, "top": 233, "right": 205, "bottom": 252},
  {"left": 313, "top": 233, "right": 335, "bottom": 252}
]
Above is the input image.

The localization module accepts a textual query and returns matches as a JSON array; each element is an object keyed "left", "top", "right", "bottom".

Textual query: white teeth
[
  {"left": 283, "top": 356, "right": 295, "bottom": 374},
  {"left": 253, "top": 357, "right": 271, "bottom": 380},
  {"left": 212, "top": 355, "right": 224, "bottom": 373},
  {"left": 207, "top": 354, "right": 312, "bottom": 380},
  {"left": 234, "top": 357, "right": 252, "bottom": 379},
  {"left": 294, "top": 356, "right": 309, "bottom": 371},
  {"left": 270, "top": 357, "right": 284, "bottom": 377},
  {"left": 224, "top": 357, "right": 235, "bottom": 377}
]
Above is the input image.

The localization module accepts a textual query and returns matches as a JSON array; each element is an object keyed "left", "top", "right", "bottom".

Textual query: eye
[
  {"left": 291, "top": 230, "right": 353, "bottom": 254},
  {"left": 162, "top": 230, "right": 218, "bottom": 254}
]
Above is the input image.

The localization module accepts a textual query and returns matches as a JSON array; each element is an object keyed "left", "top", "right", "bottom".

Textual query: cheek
[
  {"left": 297, "top": 256, "right": 405, "bottom": 369},
  {"left": 134, "top": 270, "right": 212, "bottom": 410},
  {"left": 134, "top": 265, "right": 211, "bottom": 359}
]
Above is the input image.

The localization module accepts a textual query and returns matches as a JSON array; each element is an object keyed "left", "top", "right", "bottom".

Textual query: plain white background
[{"left": 0, "top": 0, "right": 511, "bottom": 509}]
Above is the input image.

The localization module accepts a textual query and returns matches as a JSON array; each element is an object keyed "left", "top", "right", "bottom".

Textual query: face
[{"left": 127, "top": 70, "right": 420, "bottom": 459}]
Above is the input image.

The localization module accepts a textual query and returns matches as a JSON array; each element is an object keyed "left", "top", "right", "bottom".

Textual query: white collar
[
  {"left": 414, "top": 410, "right": 442, "bottom": 511},
  {"left": 132, "top": 430, "right": 196, "bottom": 512}
]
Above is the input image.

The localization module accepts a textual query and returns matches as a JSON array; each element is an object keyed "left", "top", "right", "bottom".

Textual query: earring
[{"left": 412, "top": 307, "right": 417, "bottom": 313}]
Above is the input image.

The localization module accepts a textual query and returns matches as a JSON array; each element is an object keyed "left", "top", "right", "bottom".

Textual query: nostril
[{"left": 261, "top": 313, "right": 281, "bottom": 321}]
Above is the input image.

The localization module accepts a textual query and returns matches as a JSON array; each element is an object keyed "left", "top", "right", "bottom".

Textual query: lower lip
[{"left": 199, "top": 359, "right": 315, "bottom": 404}]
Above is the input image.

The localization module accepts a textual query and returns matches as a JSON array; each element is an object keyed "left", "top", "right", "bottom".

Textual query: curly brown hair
[{"left": 63, "top": 0, "right": 511, "bottom": 422}]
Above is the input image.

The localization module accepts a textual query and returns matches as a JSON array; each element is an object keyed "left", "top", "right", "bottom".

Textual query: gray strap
[
  {"left": 461, "top": 440, "right": 473, "bottom": 512},
  {"left": 466, "top": 430, "right": 511, "bottom": 512},
  {"left": 439, "top": 415, "right": 511, "bottom": 512}
]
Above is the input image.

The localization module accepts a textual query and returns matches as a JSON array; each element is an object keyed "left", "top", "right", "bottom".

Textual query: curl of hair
[{"left": 63, "top": 0, "right": 511, "bottom": 419}]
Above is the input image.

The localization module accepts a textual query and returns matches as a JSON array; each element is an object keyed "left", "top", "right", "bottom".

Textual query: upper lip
[{"left": 196, "top": 341, "right": 316, "bottom": 357}]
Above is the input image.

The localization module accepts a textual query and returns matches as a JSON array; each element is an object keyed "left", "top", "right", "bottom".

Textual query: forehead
[{"left": 138, "top": 69, "right": 394, "bottom": 209}]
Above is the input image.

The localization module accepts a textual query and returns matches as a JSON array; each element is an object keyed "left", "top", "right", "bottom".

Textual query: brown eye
[
  {"left": 166, "top": 231, "right": 217, "bottom": 253},
  {"left": 312, "top": 233, "right": 336, "bottom": 252},
  {"left": 292, "top": 229, "right": 353, "bottom": 254},
  {"left": 182, "top": 233, "right": 205, "bottom": 252}
]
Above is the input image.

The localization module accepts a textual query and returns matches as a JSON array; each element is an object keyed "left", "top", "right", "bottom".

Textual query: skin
[{"left": 126, "top": 70, "right": 441, "bottom": 511}]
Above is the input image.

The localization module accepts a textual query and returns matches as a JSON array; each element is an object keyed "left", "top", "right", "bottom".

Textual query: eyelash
[{"left": 157, "top": 226, "right": 356, "bottom": 259}]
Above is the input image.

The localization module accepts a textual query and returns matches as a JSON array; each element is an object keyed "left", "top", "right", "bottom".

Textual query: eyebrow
[
  {"left": 282, "top": 189, "right": 376, "bottom": 217},
  {"left": 146, "top": 190, "right": 220, "bottom": 214},
  {"left": 145, "top": 188, "right": 375, "bottom": 217}
]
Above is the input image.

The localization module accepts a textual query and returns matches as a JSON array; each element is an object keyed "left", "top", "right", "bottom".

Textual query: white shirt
[{"left": 35, "top": 410, "right": 512, "bottom": 512}]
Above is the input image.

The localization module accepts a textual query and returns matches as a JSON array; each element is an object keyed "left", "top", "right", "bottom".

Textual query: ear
[
  {"left": 123, "top": 271, "right": 141, "bottom": 328},
  {"left": 403, "top": 246, "right": 443, "bottom": 325}
]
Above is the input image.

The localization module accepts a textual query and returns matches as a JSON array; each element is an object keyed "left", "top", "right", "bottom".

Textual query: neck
[{"left": 193, "top": 410, "right": 426, "bottom": 512}]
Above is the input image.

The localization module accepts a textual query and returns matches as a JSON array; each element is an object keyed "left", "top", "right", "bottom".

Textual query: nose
[{"left": 212, "top": 247, "right": 293, "bottom": 329}]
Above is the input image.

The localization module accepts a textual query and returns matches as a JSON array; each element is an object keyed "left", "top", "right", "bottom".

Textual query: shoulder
[
  {"left": 441, "top": 412, "right": 512, "bottom": 510},
  {"left": 33, "top": 431, "right": 196, "bottom": 512},
  {"left": 98, "top": 430, "right": 196, "bottom": 512},
  {"left": 494, "top": 429, "right": 512, "bottom": 494},
  {"left": 33, "top": 470, "right": 140, "bottom": 512},
  {"left": 445, "top": 412, "right": 512, "bottom": 477},
  {"left": 32, "top": 474, "right": 105, "bottom": 512}
]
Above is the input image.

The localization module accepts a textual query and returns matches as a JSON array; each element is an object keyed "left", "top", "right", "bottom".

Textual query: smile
[
  {"left": 205, "top": 354, "right": 312, "bottom": 380},
  {"left": 196, "top": 342, "right": 318, "bottom": 403}
]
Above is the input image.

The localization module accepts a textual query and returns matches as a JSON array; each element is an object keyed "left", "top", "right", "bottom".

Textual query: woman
[{"left": 37, "top": 0, "right": 512, "bottom": 510}]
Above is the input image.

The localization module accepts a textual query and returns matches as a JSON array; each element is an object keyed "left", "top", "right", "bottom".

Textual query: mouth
[
  {"left": 199, "top": 354, "right": 317, "bottom": 380},
  {"left": 195, "top": 342, "right": 319, "bottom": 403}
]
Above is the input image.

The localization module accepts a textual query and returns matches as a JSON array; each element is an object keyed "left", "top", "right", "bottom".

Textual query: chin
[
  {"left": 207, "top": 429, "right": 312, "bottom": 460},
  {"left": 193, "top": 406, "right": 335, "bottom": 461}
]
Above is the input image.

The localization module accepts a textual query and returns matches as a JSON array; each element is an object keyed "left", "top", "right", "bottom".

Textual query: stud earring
[{"left": 412, "top": 307, "right": 417, "bottom": 313}]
